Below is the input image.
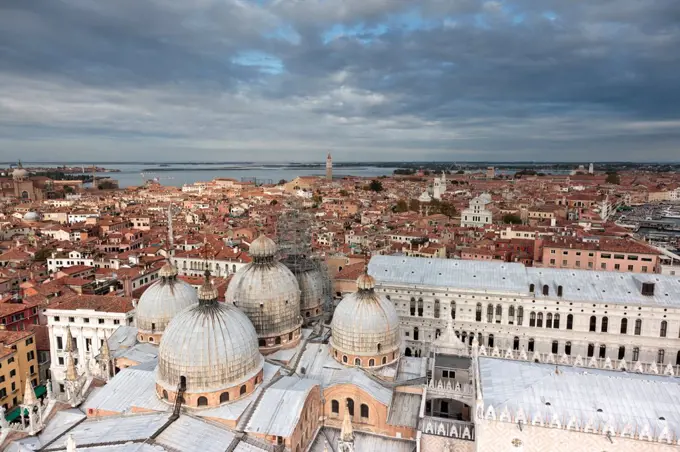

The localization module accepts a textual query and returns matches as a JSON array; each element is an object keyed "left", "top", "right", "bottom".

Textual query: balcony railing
[{"left": 421, "top": 416, "right": 475, "bottom": 441}]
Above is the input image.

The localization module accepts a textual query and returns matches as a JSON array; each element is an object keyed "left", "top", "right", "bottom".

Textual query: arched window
[
  {"left": 476, "top": 303, "right": 482, "bottom": 322},
  {"left": 620, "top": 318, "right": 628, "bottom": 335},
  {"left": 377, "top": 343, "right": 381, "bottom": 353},
  {"left": 529, "top": 312, "right": 536, "bottom": 327},
  {"left": 658, "top": 349, "right": 665, "bottom": 364},
  {"left": 240, "top": 385, "right": 247, "bottom": 395},
  {"left": 369, "top": 359, "right": 375, "bottom": 367},
  {"left": 601, "top": 317, "right": 608, "bottom": 333},
  {"left": 599, "top": 344, "right": 606, "bottom": 358},
  {"left": 508, "top": 305, "right": 515, "bottom": 324},
  {"left": 180, "top": 376, "right": 187, "bottom": 390},
  {"left": 546, "top": 313, "right": 553, "bottom": 329},
  {"left": 417, "top": 298, "right": 424, "bottom": 317},
  {"left": 551, "top": 340, "right": 558, "bottom": 354},
  {"left": 410, "top": 298, "right": 416, "bottom": 316},
  {"left": 553, "top": 313, "right": 560, "bottom": 329},
  {"left": 557, "top": 285, "right": 563, "bottom": 297},
  {"left": 618, "top": 346, "right": 625, "bottom": 360},
  {"left": 676, "top": 351, "right": 680, "bottom": 366},
  {"left": 528, "top": 338, "right": 535, "bottom": 352},
  {"left": 331, "top": 400, "right": 339, "bottom": 414},
  {"left": 537, "top": 312, "right": 543, "bottom": 328},
  {"left": 275, "top": 336, "right": 281, "bottom": 345},
  {"left": 635, "top": 319, "right": 642, "bottom": 335},
  {"left": 434, "top": 300, "right": 440, "bottom": 318},
  {"left": 477, "top": 332, "right": 483, "bottom": 345},
  {"left": 542, "top": 285, "right": 549, "bottom": 296},
  {"left": 405, "top": 348, "right": 412, "bottom": 357},
  {"left": 258, "top": 339, "right": 266, "bottom": 347},
  {"left": 488, "top": 334, "right": 494, "bottom": 348},
  {"left": 660, "top": 321, "right": 667, "bottom": 338},
  {"left": 451, "top": 301, "right": 456, "bottom": 319},
  {"left": 413, "top": 327, "right": 419, "bottom": 341},
  {"left": 529, "top": 283, "right": 535, "bottom": 293},
  {"left": 487, "top": 304, "right": 494, "bottom": 323},
  {"left": 346, "top": 399, "right": 355, "bottom": 416},
  {"left": 382, "top": 356, "right": 387, "bottom": 365},
  {"left": 495, "top": 304, "right": 502, "bottom": 323},
  {"left": 360, "top": 404, "right": 369, "bottom": 419},
  {"left": 220, "top": 392, "right": 229, "bottom": 403},
  {"left": 197, "top": 396, "right": 208, "bottom": 407},
  {"left": 513, "top": 337, "right": 520, "bottom": 350},
  {"left": 566, "top": 314, "right": 573, "bottom": 330},
  {"left": 517, "top": 306, "right": 524, "bottom": 326},
  {"left": 587, "top": 343, "right": 595, "bottom": 357},
  {"left": 565, "top": 341, "right": 571, "bottom": 355},
  {"left": 354, "top": 357, "right": 361, "bottom": 366},
  {"left": 589, "top": 316, "right": 597, "bottom": 332},
  {"left": 342, "top": 355, "right": 348, "bottom": 363},
  {"left": 162, "top": 390, "right": 168, "bottom": 400}
]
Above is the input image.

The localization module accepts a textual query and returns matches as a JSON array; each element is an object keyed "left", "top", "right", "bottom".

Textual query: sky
[{"left": 0, "top": 0, "right": 679, "bottom": 162}]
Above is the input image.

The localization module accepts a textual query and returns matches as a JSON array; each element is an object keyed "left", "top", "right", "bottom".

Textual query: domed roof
[
  {"left": 249, "top": 235, "right": 277, "bottom": 258},
  {"left": 22, "top": 211, "right": 40, "bottom": 222},
  {"left": 226, "top": 237, "right": 301, "bottom": 339},
  {"left": 157, "top": 275, "right": 263, "bottom": 395},
  {"left": 296, "top": 267, "right": 324, "bottom": 312},
  {"left": 12, "top": 167, "right": 28, "bottom": 180},
  {"left": 330, "top": 274, "right": 401, "bottom": 359},
  {"left": 136, "top": 268, "right": 198, "bottom": 335}
]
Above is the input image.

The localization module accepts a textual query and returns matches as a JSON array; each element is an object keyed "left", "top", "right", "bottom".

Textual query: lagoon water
[{"left": 23, "top": 162, "right": 397, "bottom": 188}]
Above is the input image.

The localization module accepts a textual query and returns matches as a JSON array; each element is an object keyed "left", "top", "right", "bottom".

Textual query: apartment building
[{"left": 541, "top": 237, "right": 660, "bottom": 273}]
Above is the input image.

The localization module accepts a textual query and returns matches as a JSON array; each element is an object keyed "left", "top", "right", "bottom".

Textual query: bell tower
[{"left": 326, "top": 152, "right": 332, "bottom": 181}]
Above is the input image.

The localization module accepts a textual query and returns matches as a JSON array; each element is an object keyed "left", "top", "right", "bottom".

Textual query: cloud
[{"left": 0, "top": 0, "right": 679, "bottom": 161}]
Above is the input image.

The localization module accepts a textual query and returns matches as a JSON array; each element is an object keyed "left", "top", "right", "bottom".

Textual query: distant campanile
[{"left": 326, "top": 152, "right": 332, "bottom": 180}]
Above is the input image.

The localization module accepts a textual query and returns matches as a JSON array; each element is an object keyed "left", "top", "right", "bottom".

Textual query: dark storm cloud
[{"left": 0, "top": 0, "right": 679, "bottom": 161}]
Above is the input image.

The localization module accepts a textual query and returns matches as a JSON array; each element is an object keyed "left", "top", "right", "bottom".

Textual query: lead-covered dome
[
  {"left": 226, "top": 235, "right": 302, "bottom": 353},
  {"left": 12, "top": 167, "right": 28, "bottom": 181},
  {"left": 330, "top": 273, "right": 401, "bottom": 368},
  {"left": 136, "top": 262, "right": 198, "bottom": 343},
  {"left": 157, "top": 272, "right": 264, "bottom": 408},
  {"left": 23, "top": 211, "right": 40, "bottom": 222}
]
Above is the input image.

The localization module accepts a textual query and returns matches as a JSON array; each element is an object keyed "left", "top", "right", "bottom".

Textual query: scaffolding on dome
[{"left": 276, "top": 200, "right": 334, "bottom": 324}]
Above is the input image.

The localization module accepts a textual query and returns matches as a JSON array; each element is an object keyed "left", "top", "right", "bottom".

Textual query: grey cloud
[{"left": 0, "top": 0, "right": 679, "bottom": 161}]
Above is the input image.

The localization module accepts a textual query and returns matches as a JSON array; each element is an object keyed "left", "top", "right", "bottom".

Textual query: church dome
[
  {"left": 296, "top": 266, "right": 324, "bottom": 318},
  {"left": 12, "top": 167, "right": 28, "bottom": 181},
  {"left": 225, "top": 235, "right": 302, "bottom": 352},
  {"left": 136, "top": 263, "right": 198, "bottom": 341},
  {"left": 22, "top": 211, "right": 40, "bottom": 222},
  {"left": 330, "top": 273, "right": 401, "bottom": 368},
  {"left": 157, "top": 272, "right": 264, "bottom": 407}
]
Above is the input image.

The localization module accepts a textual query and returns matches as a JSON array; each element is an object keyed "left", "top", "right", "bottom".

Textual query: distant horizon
[{"left": 4, "top": 160, "right": 680, "bottom": 165}]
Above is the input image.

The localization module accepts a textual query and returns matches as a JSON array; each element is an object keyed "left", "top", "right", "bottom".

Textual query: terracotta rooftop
[{"left": 49, "top": 295, "right": 134, "bottom": 313}]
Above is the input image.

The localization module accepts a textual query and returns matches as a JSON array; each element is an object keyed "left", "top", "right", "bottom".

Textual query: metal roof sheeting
[
  {"left": 480, "top": 357, "right": 680, "bottom": 434},
  {"left": 369, "top": 255, "right": 680, "bottom": 306},
  {"left": 83, "top": 367, "right": 169, "bottom": 414},
  {"left": 246, "top": 376, "right": 319, "bottom": 437},
  {"left": 155, "top": 415, "right": 236, "bottom": 452}
]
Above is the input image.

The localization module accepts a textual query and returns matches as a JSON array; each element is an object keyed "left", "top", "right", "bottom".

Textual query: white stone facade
[
  {"left": 45, "top": 308, "right": 134, "bottom": 394},
  {"left": 460, "top": 194, "right": 492, "bottom": 227},
  {"left": 379, "top": 281, "right": 680, "bottom": 367}
]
